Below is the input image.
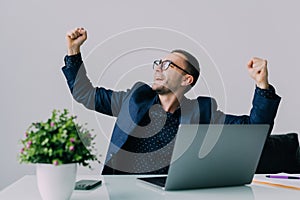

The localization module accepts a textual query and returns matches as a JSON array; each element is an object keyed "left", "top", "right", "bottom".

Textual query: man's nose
[{"left": 154, "top": 64, "right": 163, "bottom": 72}]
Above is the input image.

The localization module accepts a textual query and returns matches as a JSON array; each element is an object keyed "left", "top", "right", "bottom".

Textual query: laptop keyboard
[{"left": 138, "top": 176, "right": 167, "bottom": 187}]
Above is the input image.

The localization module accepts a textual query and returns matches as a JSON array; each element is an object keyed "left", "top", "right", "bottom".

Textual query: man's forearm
[{"left": 248, "top": 85, "right": 281, "bottom": 135}]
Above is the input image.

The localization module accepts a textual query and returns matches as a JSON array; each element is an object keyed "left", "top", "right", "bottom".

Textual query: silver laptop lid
[{"left": 165, "top": 124, "right": 269, "bottom": 190}]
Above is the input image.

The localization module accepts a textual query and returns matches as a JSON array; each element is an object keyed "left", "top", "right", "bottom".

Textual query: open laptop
[{"left": 137, "top": 124, "right": 269, "bottom": 190}]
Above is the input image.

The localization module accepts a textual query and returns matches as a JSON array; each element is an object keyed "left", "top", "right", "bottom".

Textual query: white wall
[{"left": 1, "top": 0, "right": 299, "bottom": 190}]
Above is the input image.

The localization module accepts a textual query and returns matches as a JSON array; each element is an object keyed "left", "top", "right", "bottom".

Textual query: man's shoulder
[
  {"left": 129, "top": 81, "right": 155, "bottom": 94},
  {"left": 196, "top": 96, "right": 214, "bottom": 101},
  {"left": 131, "top": 81, "right": 151, "bottom": 89},
  {"left": 197, "top": 96, "right": 217, "bottom": 108},
  {"left": 189, "top": 96, "right": 216, "bottom": 104},
  {"left": 182, "top": 96, "right": 216, "bottom": 108},
  {"left": 124, "top": 82, "right": 156, "bottom": 100}
]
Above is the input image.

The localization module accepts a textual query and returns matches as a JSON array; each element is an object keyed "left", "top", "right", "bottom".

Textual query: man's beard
[{"left": 152, "top": 83, "right": 172, "bottom": 94}]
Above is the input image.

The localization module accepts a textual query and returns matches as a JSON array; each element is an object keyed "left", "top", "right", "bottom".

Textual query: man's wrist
[
  {"left": 256, "top": 82, "right": 269, "bottom": 90},
  {"left": 67, "top": 47, "right": 80, "bottom": 56}
]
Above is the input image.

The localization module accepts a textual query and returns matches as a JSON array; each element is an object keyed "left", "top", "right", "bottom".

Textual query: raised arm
[
  {"left": 223, "top": 57, "right": 281, "bottom": 134},
  {"left": 62, "top": 28, "right": 127, "bottom": 116}
]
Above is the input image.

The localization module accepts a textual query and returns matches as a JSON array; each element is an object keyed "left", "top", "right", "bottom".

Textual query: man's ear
[{"left": 181, "top": 74, "right": 194, "bottom": 86}]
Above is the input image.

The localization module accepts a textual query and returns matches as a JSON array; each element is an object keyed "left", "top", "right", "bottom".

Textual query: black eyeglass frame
[{"left": 153, "top": 59, "right": 191, "bottom": 75}]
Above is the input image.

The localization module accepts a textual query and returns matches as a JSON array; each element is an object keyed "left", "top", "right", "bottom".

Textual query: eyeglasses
[{"left": 153, "top": 59, "right": 191, "bottom": 75}]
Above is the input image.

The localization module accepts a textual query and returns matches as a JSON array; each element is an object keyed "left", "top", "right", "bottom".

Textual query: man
[{"left": 62, "top": 27, "right": 281, "bottom": 174}]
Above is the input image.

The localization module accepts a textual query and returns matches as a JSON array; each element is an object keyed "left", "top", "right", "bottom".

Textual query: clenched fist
[
  {"left": 66, "top": 27, "right": 87, "bottom": 56},
  {"left": 247, "top": 57, "right": 269, "bottom": 89}
]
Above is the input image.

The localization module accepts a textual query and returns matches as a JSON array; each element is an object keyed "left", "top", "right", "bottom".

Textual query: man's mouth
[
  {"left": 154, "top": 78, "right": 165, "bottom": 85},
  {"left": 154, "top": 76, "right": 164, "bottom": 81}
]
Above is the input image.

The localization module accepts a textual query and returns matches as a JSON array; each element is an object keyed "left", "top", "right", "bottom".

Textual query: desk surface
[{"left": 1, "top": 174, "right": 300, "bottom": 200}]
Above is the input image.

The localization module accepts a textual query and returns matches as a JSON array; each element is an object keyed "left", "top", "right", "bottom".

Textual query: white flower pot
[{"left": 36, "top": 163, "right": 77, "bottom": 200}]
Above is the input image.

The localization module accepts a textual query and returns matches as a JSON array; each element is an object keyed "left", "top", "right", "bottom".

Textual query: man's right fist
[{"left": 66, "top": 27, "right": 87, "bottom": 55}]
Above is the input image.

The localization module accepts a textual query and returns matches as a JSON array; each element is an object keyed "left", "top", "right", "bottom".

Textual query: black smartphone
[{"left": 75, "top": 179, "right": 102, "bottom": 190}]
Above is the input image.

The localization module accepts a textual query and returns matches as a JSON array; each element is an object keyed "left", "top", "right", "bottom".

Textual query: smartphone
[{"left": 75, "top": 179, "right": 102, "bottom": 190}]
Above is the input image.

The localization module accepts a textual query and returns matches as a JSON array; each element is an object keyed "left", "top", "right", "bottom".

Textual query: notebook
[{"left": 137, "top": 124, "right": 269, "bottom": 190}]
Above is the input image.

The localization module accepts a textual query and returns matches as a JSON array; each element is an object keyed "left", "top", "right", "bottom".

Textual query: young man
[{"left": 62, "top": 27, "right": 281, "bottom": 174}]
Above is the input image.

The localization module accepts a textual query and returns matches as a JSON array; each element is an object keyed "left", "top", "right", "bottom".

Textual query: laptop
[{"left": 137, "top": 124, "right": 269, "bottom": 190}]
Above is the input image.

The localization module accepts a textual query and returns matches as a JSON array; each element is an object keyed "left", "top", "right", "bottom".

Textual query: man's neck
[{"left": 158, "top": 93, "right": 183, "bottom": 113}]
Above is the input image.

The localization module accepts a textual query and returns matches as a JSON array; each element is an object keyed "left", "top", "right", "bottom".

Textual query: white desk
[{"left": 1, "top": 174, "right": 300, "bottom": 200}]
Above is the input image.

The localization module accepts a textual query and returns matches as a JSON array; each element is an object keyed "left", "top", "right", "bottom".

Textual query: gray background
[{"left": 1, "top": 0, "right": 299, "bottom": 190}]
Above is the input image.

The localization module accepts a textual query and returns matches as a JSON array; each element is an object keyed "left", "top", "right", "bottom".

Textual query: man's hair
[{"left": 171, "top": 49, "right": 200, "bottom": 87}]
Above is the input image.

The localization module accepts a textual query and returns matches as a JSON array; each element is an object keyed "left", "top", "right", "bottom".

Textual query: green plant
[{"left": 19, "top": 109, "right": 98, "bottom": 167}]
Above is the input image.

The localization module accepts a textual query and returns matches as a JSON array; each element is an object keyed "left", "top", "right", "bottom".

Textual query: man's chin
[
  {"left": 152, "top": 83, "right": 168, "bottom": 94},
  {"left": 152, "top": 83, "right": 161, "bottom": 91}
]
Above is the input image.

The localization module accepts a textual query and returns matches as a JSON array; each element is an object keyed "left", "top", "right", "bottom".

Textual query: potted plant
[{"left": 19, "top": 109, "right": 99, "bottom": 200}]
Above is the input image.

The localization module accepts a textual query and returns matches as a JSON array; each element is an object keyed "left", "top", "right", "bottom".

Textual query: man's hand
[
  {"left": 66, "top": 27, "right": 87, "bottom": 56},
  {"left": 247, "top": 57, "right": 269, "bottom": 89}
]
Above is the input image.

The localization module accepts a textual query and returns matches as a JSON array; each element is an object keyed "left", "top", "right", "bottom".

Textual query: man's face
[{"left": 152, "top": 52, "right": 188, "bottom": 94}]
